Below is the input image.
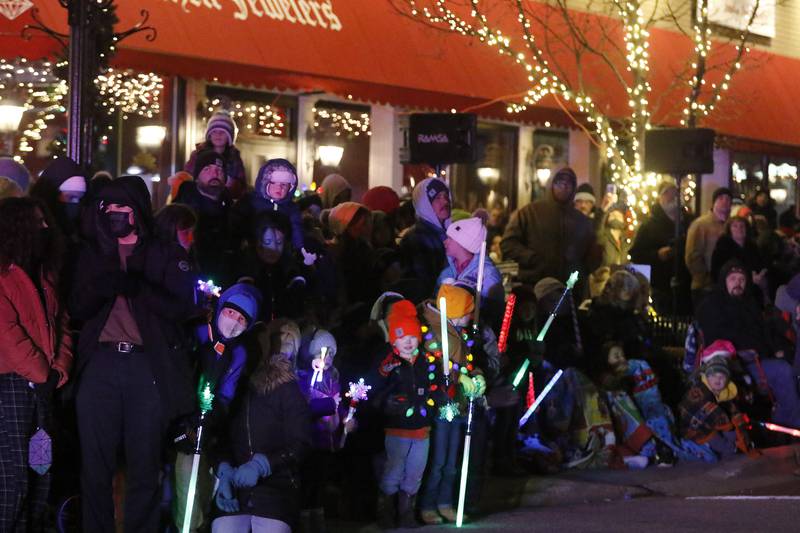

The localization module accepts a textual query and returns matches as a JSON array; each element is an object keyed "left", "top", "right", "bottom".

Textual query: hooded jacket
[
  {"left": 196, "top": 283, "right": 262, "bottom": 408},
  {"left": 29, "top": 156, "right": 87, "bottom": 239},
  {"left": 501, "top": 168, "right": 600, "bottom": 289},
  {"left": 399, "top": 177, "right": 451, "bottom": 296},
  {"left": 70, "top": 176, "right": 200, "bottom": 421},
  {"left": 695, "top": 260, "right": 774, "bottom": 357},
  {"left": 232, "top": 160, "right": 304, "bottom": 250},
  {"left": 319, "top": 173, "right": 352, "bottom": 210}
]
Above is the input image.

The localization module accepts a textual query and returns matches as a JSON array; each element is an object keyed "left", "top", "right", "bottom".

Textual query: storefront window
[
  {"left": 768, "top": 159, "right": 798, "bottom": 215},
  {"left": 306, "top": 100, "right": 371, "bottom": 200},
  {"left": 532, "top": 129, "right": 569, "bottom": 201}
]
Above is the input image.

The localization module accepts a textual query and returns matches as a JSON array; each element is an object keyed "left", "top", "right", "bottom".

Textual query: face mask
[
  {"left": 218, "top": 314, "right": 246, "bottom": 339},
  {"left": 608, "top": 219, "right": 626, "bottom": 230},
  {"left": 62, "top": 202, "right": 81, "bottom": 223},
  {"left": 105, "top": 211, "right": 134, "bottom": 238}
]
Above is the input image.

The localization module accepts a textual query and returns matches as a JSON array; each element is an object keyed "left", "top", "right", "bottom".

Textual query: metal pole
[{"left": 66, "top": 0, "right": 96, "bottom": 167}]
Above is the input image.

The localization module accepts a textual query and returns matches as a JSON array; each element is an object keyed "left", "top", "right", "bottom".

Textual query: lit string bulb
[
  {"left": 95, "top": 69, "right": 163, "bottom": 119},
  {"left": 312, "top": 106, "right": 371, "bottom": 137},
  {"left": 201, "top": 98, "right": 286, "bottom": 137}
]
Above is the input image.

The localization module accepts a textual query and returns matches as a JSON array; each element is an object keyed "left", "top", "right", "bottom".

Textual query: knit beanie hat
[
  {"left": 387, "top": 299, "right": 421, "bottom": 344},
  {"left": 0, "top": 176, "right": 22, "bottom": 199},
  {"left": 574, "top": 183, "right": 596, "bottom": 203},
  {"left": 533, "top": 277, "right": 565, "bottom": 301},
  {"left": 329, "top": 201, "right": 368, "bottom": 236},
  {"left": 446, "top": 216, "right": 487, "bottom": 254},
  {"left": 0, "top": 157, "right": 31, "bottom": 193},
  {"left": 320, "top": 173, "right": 352, "bottom": 209},
  {"left": 657, "top": 180, "right": 678, "bottom": 197},
  {"left": 712, "top": 187, "right": 733, "bottom": 205},
  {"left": 437, "top": 284, "right": 475, "bottom": 319},
  {"left": 425, "top": 177, "right": 449, "bottom": 202},
  {"left": 220, "top": 284, "right": 261, "bottom": 325},
  {"left": 206, "top": 112, "right": 236, "bottom": 145},
  {"left": 309, "top": 329, "right": 337, "bottom": 359},
  {"left": 362, "top": 186, "right": 400, "bottom": 215},
  {"left": 59, "top": 175, "right": 86, "bottom": 194},
  {"left": 450, "top": 208, "right": 471, "bottom": 222},
  {"left": 702, "top": 355, "right": 731, "bottom": 378},
  {"left": 193, "top": 150, "right": 224, "bottom": 178}
]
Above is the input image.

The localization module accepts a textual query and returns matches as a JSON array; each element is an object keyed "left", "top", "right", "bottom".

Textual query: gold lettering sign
[{"left": 163, "top": 0, "right": 342, "bottom": 30}]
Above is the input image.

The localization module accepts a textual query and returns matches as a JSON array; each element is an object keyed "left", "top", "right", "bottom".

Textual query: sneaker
[
  {"left": 437, "top": 505, "right": 466, "bottom": 523},
  {"left": 420, "top": 509, "right": 443, "bottom": 525}
]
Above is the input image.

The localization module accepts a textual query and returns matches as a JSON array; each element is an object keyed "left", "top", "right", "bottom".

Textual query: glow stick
[
  {"left": 511, "top": 272, "right": 578, "bottom": 389},
  {"left": 339, "top": 378, "right": 372, "bottom": 448},
  {"left": 456, "top": 396, "right": 476, "bottom": 527},
  {"left": 310, "top": 347, "right": 327, "bottom": 390},
  {"left": 439, "top": 296, "right": 450, "bottom": 386},
  {"left": 519, "top": 369, "right": 563, "bottom": 427},
  {"left": 183, "top": 383, "right": 214, "bottom": 533},
  {"left": 761, "top": 421, "right": 800, "bottom": 438},
  {"left": 473, "top": 240, "right": 487, "bottom": 325}
]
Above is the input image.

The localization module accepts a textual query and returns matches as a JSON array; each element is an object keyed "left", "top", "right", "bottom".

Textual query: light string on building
[
  {"left": 200, "top": 98, "right": 286, "bottom": 137},
  {"left": 406, "top": 0, "right": 757, "bottom": 227},
  {"left": 312, "top": 106, "right": 371, "bottom": 138},
  {"left": 95, "top": 68, "right": 163, "bottom": 119}
]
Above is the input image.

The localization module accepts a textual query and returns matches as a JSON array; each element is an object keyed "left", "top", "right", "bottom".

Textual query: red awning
[{"left": 4, "top": 1, "right": 800, "bottom": 151}]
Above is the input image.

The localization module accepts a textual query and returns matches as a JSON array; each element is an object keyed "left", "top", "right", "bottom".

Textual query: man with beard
[
  {"left": 629, "top": 181, "right": 693, "bottom": 315},
  {"left": 175, "top": 149, "right": 235, "bottom": 285},
  {"left": 696, "top": 260, "right": 800, "bottom": 429},
  {"left": 502, "top": 167, "right": 600, "bottom": 295},
  {"left": 70, "top": 176, "right": 199, "bottom": 532}
]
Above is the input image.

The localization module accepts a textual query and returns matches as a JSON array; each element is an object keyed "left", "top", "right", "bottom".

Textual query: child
[
  {"left": 417, "top": 284, "right": 486, "bottom": 525},
  {"left": 297, "top": 329, "right": 345, "bottom": 532},
  {"left": 679, "top": 352, "right": 753, "bottom": 459},
  {"left": 184, "top": 111, "right": 247, "bottom": 199},
  {"left": 376, "top": 300, "right": 439, "bottom": 529},
  {"left": 174, "top": 282, "right": 261, "bottom": 532},
  {"left": 210, "top": 316, "right": 311, "bottom": 533}
]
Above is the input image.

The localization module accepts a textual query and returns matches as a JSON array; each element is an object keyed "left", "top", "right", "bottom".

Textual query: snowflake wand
[{"left": 339, "top": 378, "right": 371, "bottom": 448}]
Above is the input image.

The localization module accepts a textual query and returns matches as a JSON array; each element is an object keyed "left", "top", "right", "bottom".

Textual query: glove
[
  {"left": 232, "top": 453, "right": 270, "bottom": 488},
  {"left": 33, "top": 369, "right": 59, "bottom": 401},
  {"left": 215, "top": 462, "right": 240, "bottom": 513},
  {"left": 301, "top": 247, "right": 318, "bottom": 266},
  {"left": 473, "top": 374, "right": 487, "bottom": 397},
  {"left": 459, "top": 373, "right": 477, "bottom": 397}
]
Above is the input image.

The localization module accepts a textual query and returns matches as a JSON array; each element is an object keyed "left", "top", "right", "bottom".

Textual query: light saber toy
[
  {"left": 310, "top": 346, "right": 327, "bottom": 390},
  {"left": 512, "top": 271, "right": 578, "bottom": 389},
  {"left": 439, "top": 296, "right": 450, "bottom": 387},
  {"left": 761, "top": 421, "right": 800, "bottom": 438},
  {"left": 455, "top": 386, "right": 477, "bottom": 527},
  {"left": 339, "top": 378, "right": 372, "bottom": 448},
  {"left": 182, "top": 382, "right": 214, "bottom": 533},
  {"left": 519, "top": 369, "right": 564, "bottom": 428}
]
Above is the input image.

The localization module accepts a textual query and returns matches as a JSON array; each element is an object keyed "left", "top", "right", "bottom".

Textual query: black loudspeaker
[
  {"left": 644, "top": 128, "right": 715, "bottom": 175},
  {"left": 406, "top": 113, "right": 478, "bottom": 165}
]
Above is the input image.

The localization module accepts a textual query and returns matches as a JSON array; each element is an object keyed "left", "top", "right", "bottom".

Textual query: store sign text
[{"left": 164, "top": 0, "right": 342, "bottom": 31}]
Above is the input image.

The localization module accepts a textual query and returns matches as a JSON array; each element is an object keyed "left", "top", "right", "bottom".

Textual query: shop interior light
[
  {"left": 476, "top": 167, "right": 500, "bottom": 185},
  {"left": 770, "top": 188, "right": 788, "bottom": 203},
  {"left": 536, "top": 167, "right": 551, "bottom": 186},
  {"left": 317, "top": 144, "right": 344, "bottom": 167},
  {"left": 136, "top": 125, "right": 166, "bottom": 149},
  {"left": 0, "top": 104, "right": 25, "bottom": 133}
]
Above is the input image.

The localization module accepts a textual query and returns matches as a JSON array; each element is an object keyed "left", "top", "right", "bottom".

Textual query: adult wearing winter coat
[
  {"left": 501, "top": 167, "right": 600, "bottom": 294},
  {"left": 696, "top": 260, "right": 800, "bottom": 428},
  {"left": 598, "top": 207, "right": 630, "bottom": 267},
  {"left": 175, "top": 149, "right": 235, "bottom": 284},
  {"left": 710, "top": 216, "right": 767, "bottom": 285},
  {"left": 399, "top": 177, "right": 452, "bottom": 297},
  {"left": 629, "top": 182, "right": 693, "bottom": 315},
  {"left": 0, "top": 197, "right": 73, "bottom": 532},
  {"left": 70, "top": 176, "right": 200, "bottom": 532},
  {"left": 211, "top": 323, "right": 312, "bottom": 532},
  {"left": 435, "top": 216, "right": 504, "bottom": 331},
  {"left": 185, "top": 111, "right": 247, "bottom": 200},
  {"left": 685, "top": 187, "right": 732, "bottom": 308},
  {"left": 319, "top": 173, "right": 352, "bottom": 210}
]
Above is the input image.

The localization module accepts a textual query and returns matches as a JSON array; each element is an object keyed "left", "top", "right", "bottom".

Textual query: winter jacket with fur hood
[
  {"left": 501, "top": 168, "right": 600, "bottom": 289},
  {"left": 399, "top": 177, "right": 451, "bottom": 296},
  {"left": 232, "top": 160, "right": 304, "bottom": 250},
  {"left": 0, "top": 265, "right": 73, "bottom": 384}
]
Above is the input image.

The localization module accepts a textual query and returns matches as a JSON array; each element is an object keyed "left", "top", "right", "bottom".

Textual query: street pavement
[{"left": 334, "top": 444, "right": 800, "bottom": 532}]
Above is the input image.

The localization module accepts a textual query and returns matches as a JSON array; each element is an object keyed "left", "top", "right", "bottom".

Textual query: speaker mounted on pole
[{"left": 644, "top": 128, "right": 715, "bottom": 175}]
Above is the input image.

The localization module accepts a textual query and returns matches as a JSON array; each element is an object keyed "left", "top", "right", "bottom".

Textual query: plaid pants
[{"left": 0, "top": 373, "right": 50, "bottom": 533}]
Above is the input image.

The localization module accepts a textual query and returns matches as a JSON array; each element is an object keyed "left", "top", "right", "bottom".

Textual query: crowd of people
[{"left": 2, "top": 116, "right": 800, "bottom": 533}]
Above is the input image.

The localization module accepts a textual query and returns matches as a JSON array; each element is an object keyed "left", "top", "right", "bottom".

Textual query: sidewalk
[{"left": 330, "top": 444, "right": 800, "bottom": 532}]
